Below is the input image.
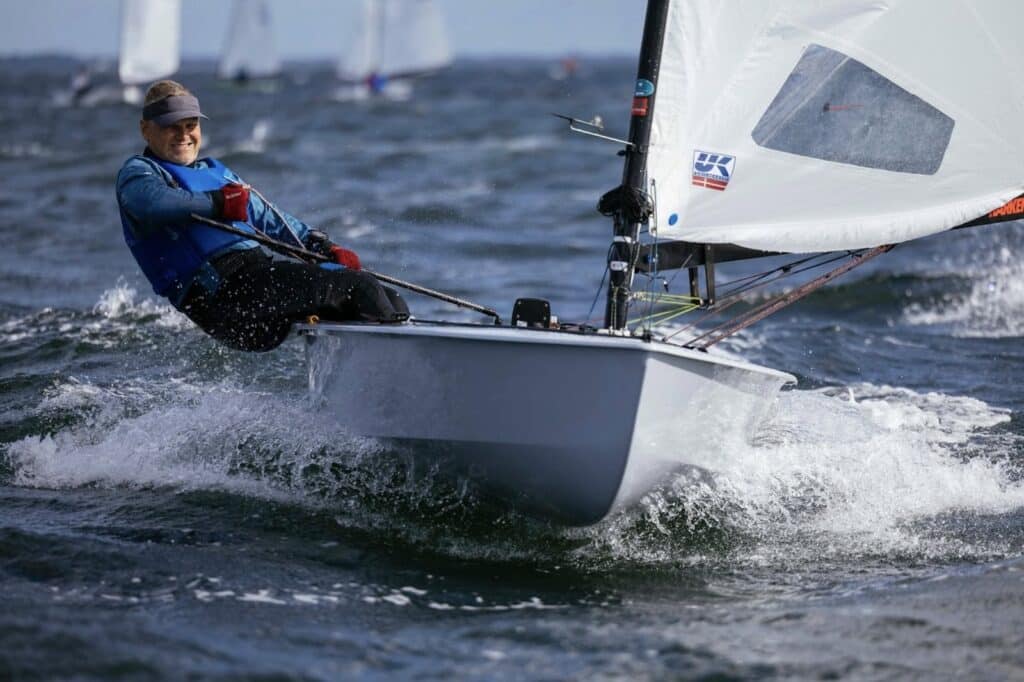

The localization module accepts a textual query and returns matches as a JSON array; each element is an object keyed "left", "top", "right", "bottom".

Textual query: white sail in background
[
  {"left": 339, "top": 0, "right": 382, "bottom": 81},
  {"left": 648, "top": 0, "right": 1024, "bottom": 253},
  {"left": 338, "top": 0, "right": 452, "bottom": 81},
  {"left": 119, "top": 0, "right": 181, "bottom": 86},
  {"left": 219, "top": 0, "right": 280, "bottom": 80}
]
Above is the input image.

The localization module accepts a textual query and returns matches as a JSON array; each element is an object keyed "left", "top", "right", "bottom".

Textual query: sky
[{"left": 0, "top": 1, "right": 645, "bottom": 59}]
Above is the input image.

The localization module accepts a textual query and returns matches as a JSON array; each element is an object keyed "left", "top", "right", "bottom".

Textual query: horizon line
[{"left": 0, "top": 49, "right": 637, "bottom": 61}]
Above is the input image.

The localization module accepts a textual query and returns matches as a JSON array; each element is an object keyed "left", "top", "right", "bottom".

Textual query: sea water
[{"left": 1, "top": 58, "right": 1023, "bottom": 679}]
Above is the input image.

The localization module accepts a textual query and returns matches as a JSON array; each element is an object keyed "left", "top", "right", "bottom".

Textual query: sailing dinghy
[
  {"left": 117, "top": 0, "right": 180, "bottom": 104},
  {"left": 302, "top": 0, "right": 1024, "bottom": 525},
  {"left": 333, "top": 0, "right": 453, "bottom": 101},
  {"left": 74, "top": 0, "right": 181, "bottom": 106},
  {"left": 218, "top": 0, "right": 281, "bottom": 86}
]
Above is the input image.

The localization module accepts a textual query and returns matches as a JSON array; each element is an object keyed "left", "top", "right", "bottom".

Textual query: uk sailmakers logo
[{"left": 692, "top": 150, "right": 736, "bottom": 191}]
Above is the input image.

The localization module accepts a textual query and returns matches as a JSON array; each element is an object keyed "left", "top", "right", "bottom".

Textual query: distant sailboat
[
  {"left": 334, "top": 0, "right": 452, "bottom": 101},
  {"left": 549, "top": 54, "right": 580, "bottom": 82},
  {"left": 59, "top": 0, "right": 180, "bottom": 108},
  {"left": 218, "top": 0, "right": 280, "bottom": 85},
  {"left": 118, "top": 0, "right": 181, "bottom": 104}
]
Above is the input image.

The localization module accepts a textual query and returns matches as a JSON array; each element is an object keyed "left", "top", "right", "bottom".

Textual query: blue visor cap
[{"left": 142, "top": 95, "right": 209, "bottom": 126}]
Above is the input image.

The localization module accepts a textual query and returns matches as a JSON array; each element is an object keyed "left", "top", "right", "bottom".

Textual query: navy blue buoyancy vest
[{"left": 121, "top": 156, "right": 257, "bottom": 299}]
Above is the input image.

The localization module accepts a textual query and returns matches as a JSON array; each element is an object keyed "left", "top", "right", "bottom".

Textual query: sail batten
[{"left": 648, "top": 0, "right": 1024, "bottom": 254}]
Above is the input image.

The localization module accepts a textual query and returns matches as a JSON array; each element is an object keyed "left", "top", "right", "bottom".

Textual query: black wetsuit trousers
[{"left": 177, "top": 249, "right": 408, "bottom": 352}]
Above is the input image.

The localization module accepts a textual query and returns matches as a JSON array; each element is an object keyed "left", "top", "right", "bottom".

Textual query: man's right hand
[
  {"left": 215, "top": 183, "right": 250, "bottom": 222},
  {"left": 330, "top": 245, "right": 361, "bottom": 271}
]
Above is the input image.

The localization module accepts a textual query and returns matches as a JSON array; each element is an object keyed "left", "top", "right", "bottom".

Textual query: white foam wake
[
  {"left": 599, "top": 381, "right": 1023, "bottom": 564},
  {"left": 6, "top": 373, "right": 397, "bottom": 511},
  {"left": 93, "top": 280, "right": 189, "bottom": 329}
]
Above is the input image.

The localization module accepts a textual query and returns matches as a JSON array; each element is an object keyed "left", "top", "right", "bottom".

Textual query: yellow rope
[
  {"left": 632, "top": 292, "right": 700, "bottom": 303},
  {"left": 627, "top": 292, "right": 702, "bottom": 328}
]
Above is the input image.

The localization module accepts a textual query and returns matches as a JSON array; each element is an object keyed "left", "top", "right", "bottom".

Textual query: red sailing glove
[
  {"left": 329, "top": 245, "right": 361, "bottom": 271},
  {"left": 217, "top": 183, "right": 250, "bottom": 221}
]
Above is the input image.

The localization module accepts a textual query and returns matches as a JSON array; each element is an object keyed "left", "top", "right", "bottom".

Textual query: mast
[
  {"left": 373, "top": 0, "right": 386, "bottom": 76},
  {"left": 603, "top": 0, "right": 670, "bottom": 330}
]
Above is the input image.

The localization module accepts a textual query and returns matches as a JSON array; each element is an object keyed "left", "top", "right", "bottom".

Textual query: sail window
[{"left": 751, "top": 44, "right": 954, "bottom": 175}]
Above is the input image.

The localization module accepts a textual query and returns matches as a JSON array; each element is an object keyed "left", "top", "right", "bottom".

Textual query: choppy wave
[
  {"left": 92, "top": 281, "right": 190, "bottom": 328},
  {"left": 0, "top": 142, "right": 53, "bottom": 159},
  {"left": 348, "top": 133, "right": 560, "bottom": 159},
  {"left": 10, "top": 385, "right": 325, "bottom": 494},
  {"left": 0, "top": 283, "right": 188, "bottom": 353},
  {"left": 207, "top": 119, "right": 274, "bottom": 157},
  {"left": 903, "top": 251, "right": 1024, "bottom": 338}
]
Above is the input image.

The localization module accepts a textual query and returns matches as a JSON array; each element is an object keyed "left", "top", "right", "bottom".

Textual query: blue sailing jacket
[{"left": 116, "top": 152, "right": 311, "bottom": 305}]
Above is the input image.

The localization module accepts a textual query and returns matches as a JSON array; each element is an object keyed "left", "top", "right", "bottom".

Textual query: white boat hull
[{"left": 301, "top": 322, "right": 795, "bottom": 525}]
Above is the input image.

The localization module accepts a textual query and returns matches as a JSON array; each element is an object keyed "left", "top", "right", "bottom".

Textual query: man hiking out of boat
[{"left": 116, "top": 80, "right": 408, "bottom": 351}]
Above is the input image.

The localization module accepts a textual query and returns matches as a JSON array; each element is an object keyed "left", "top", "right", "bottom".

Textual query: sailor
[
  {"left": 68, "top": 65, "right": 94, "bottom": 104},
  {"left": 116, "top": 79, "right": 408, "bottom": 351},
  {"left": 366, "top": 72, "right": 388, "bottom": 95}
]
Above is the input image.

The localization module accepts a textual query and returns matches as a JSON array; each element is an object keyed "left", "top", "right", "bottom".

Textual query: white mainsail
[
  {"left": 647, "top": 0, "right": 1024, "bottom": 253},
  {"left": 218, "top": 0, "right": 280, "bottom": 80},
  {"left": 119, "top": 0, "right": 181, "bottom": 86},
  {"left": 338, "top": 0, "right": 453, "bottom": 81}
]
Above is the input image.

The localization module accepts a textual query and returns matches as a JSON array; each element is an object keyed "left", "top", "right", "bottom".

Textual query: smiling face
[{"left": 140, "top": 117, "right": 201, "bottom": 165}]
